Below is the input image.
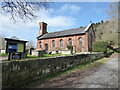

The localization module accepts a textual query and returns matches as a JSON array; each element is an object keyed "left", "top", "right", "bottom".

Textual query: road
[
  {"left": 0, "top": 56, "right": 8, "bottom": 63},
  {"left": 0, "top": 56, "right": 8, "bottom": 61},
  {"left": 29, "top": 54, "right": 118, "bottom": 88}
]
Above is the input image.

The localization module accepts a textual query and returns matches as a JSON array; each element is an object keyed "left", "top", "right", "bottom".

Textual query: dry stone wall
[{"left": 2, "top": 53, "right": 104, "bottom": 88}]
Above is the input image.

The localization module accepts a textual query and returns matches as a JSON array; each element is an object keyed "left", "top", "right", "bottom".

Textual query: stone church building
[{"left": 36, "top": 22, "right": 95, "bottom": 52}]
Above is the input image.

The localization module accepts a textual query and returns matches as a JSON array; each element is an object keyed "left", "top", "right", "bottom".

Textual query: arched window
[
  {"left": 45, "top": 44, "right": 48, "bottom": 50},
  {"left": 52, "top": 40, "right": 55, "bottom": 48},
  {"left": 69, "top": 38, "right": 72, "bottom": 45},
  {"left": 60, "top": 39, "right": 63, "bottom": 47},
  {"left": 79, "top": 37, "right": 82, "bottom": 46},
  {"left": 39, "top": 42, "right": 42, "bottom": 48},
  {"left": 79, "top": 38, "right": 83, "bottom": 51}
]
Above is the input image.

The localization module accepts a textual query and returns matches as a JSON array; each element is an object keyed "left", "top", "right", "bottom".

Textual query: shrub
[
  {"left": 0, "top": 53, "right": 7, "bottom": 56},
  {"left": 67, "top": 45, "right": 73, "bottom": 50},
  {"left": 92, "top": 41, "right": 108, "bottom": 52},
  {"left": 67, "top": 45, "right": 73, "bottom": 54}
]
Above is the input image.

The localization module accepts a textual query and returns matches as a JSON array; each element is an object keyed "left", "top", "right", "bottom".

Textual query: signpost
[{"left": 5, "top": 38, "right": 28, "bottom": 60}]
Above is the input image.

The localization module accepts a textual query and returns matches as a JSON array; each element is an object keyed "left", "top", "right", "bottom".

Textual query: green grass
[
  {"left": 0, "top": 53, "right": 7, "bottom": 56},
  {"left": 43, "top": 54, "right": 71, "bottom": 57},
  {"left": 3, "top": 54, "right": 71, "bottom": 61},
  {"left": 27, "top": 54, "right": 71, "bottom": 58},
  {"left": 27, "top": 55, "right": 40, "bottom": 58}
]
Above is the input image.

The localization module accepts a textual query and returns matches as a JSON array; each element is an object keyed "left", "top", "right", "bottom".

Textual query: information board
[
  {"left": 5, "top": 38, "right": 28, "bottom": 60},
  {"left": 6, "top": 42, "right": 24, "bottom": 53},
  {"left": 17, "top": 43, "right": 24, "bottom": 52}
]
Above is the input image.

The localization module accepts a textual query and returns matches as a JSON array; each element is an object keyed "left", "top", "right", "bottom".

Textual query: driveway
[{"left": 29, "top": 54, "right": 118, "bottom": 88}]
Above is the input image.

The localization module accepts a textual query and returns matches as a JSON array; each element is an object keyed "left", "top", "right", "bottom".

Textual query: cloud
[
  {"left": 0, "top": 14, "right": 37, "bottom": 32},
  {"left": 0, "top": 3, "right": 80, "bottom": 42},
  {"left": 59, "top": 4, "right": 81, "bottom": 14},
  {"left": 44, "top": 16, "right": 75, "bottom": 27},
  {"left": 1, "top": 4, "right": 77, "bottom": 33}
]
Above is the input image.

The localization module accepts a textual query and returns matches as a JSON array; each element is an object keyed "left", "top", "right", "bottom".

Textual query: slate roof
[{"left": 37, "top": 26, "right": 88, "bottom": 40}]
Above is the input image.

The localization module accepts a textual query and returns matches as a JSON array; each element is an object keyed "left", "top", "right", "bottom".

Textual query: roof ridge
[{"left": 47, "top": 26, "right": 86, "bottom": 34}]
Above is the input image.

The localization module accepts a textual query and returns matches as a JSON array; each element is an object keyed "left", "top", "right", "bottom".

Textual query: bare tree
[
  {"left": 0, "top": 0, "right": 52, "bottom": 22},
  {"left": 26, "top": 40, "right": 35, "bottom": 49},
  {"left": 107, "top": 2, "right": 119, "bottom": 19},
  {"left": 11, "top": 36, "right": 19, "bottom": 39},
  {"left": 0, "top": 34, "right": 6, "bottom": 50}
]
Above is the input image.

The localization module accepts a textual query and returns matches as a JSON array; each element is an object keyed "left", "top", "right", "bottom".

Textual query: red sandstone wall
[
  {"left": 36, "top": 34, "right": 89, "bottom": 52},
  {"left": 36, "top": 24, "right": 95, "bottom": 52},
  {"left": 86, "top": 26, "right": 95, "bottom": 52}
]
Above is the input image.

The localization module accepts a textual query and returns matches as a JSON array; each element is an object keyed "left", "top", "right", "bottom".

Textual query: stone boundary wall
[{"left": 2, "top": 53, "right": 104, "bottom": 88}]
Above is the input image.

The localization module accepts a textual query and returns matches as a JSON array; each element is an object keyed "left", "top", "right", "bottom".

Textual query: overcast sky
[{"left": 0, "top": 2, "right": 110, "bottom": 46}]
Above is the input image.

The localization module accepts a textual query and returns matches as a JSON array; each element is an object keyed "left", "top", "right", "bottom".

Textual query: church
[{"left": 36, "top": 22, "right": 95, "bottom": 52}]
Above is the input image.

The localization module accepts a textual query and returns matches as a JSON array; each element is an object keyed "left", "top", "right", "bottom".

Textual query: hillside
[{"left": 93, "top": 19, "right": 118, "bottom": 47}]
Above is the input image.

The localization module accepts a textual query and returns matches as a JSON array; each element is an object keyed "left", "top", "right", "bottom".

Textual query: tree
[
  {"left": 105, "top": 2, "right": 119, "bottom": 47},
  {"left": 0, "top": 0, "right": 52, "bottom": 22},
  {"left": 92, "top": 41, "right": 108, "bottom": 53},
  {"left": 94, "top": 2, "right": 119, "bottom": 47},
  {"left": 11, "top": 36, "right": 19, "bottom": 39},
  {"left": 94, "top": 20, "right": 118, "bottom": 46},
  {"left": 26, "top": 40, "right": 35, "bottom": 49},
  {"left": 107, "top": 2, "right": 119, "bottom": 19},
  {"left": 67, "top": 45, "right": 73, "bottom": 54},
  {"left": 0, "top": 34, "right": 6, "bottom": 50}
]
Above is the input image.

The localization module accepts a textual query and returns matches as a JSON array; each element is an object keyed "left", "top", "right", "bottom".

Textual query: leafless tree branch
[
  {"left": 0, "top": 0, "right": 53, "bottom": 22},
  {"left": 106, "top": 2, "right": 119, "bottom": 20}
]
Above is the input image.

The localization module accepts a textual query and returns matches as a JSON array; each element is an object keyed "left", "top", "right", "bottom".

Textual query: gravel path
[
  {"left": 77, "top": 54, "right": 118, "bottom": 88},
  {"left": 30, "top": 54, "right": 118, "bottom": 88}
]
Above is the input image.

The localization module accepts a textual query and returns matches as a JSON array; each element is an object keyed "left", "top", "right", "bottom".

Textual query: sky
[{"left": 0, "top": 2, "right": 110, "bottom": 46}]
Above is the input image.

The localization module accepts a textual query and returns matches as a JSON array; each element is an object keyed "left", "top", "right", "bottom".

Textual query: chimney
[{"left": 39, "top": 22, "right": 47, "bottom": 36}]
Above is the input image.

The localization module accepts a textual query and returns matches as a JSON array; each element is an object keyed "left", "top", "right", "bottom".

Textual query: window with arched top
[
  {"left": 39, "top": 42, "right": 42, "bottom": 48},
  {"left": 79, "top": 38, "right": 82, "bottom": 44},
  {"left": 79, "top": 37, "right": 83, "bottom": 51},
  {"left": 60, "top": 39, "right": 63, "bottom": 47},
  {"left": 69, "top": 38, "right": 72, "bottom": 45},
  {"left": 52, "top": 40, "right": 55, "bottom": 48},
  {"left": 79, "top": 37, "right": 83, "bottom": 48}
]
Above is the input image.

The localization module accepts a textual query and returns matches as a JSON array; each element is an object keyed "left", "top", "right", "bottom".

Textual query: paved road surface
[
  {"left": 0, "top": 56, "right": 8, "bottom": 63},
  {"left": 0, "top": 56, "right": 8, "bottom": 61},
  {"left": 29, "top": 54, "right": 118, "bottom": 88}
]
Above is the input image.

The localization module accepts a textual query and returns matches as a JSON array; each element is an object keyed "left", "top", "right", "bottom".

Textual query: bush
[
  {"left": 116, "top": 48, "right": 120, "bottom": 53},
  {"left": 0, "top": 53, "right": 7, "bottom": 56},
  {"left": 92, "top": 41, "right": 108, "bottom": 52},
  {"left": 67, "top": 45, "right": 73, "bottom": 50},
  {"left": 67, "top": 45, "right": 73, "bottom": 54}
]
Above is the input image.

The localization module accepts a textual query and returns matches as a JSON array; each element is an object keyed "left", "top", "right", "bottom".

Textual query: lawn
[
  {"left": 27, "top": 54, "right": 71, "bottom": 58},
  {"left": 2, "top": 54, "right": 71, "bottom": 61},
  {"left": 0, "top": 53, "right": 8, "bottom": 56},
  {"left": 43, "top": 54, "right": 71, "bottom": 57}
]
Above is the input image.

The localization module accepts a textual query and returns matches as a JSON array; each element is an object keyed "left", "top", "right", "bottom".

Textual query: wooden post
[
  {"left": 20, "top": 53, "right": 22, "bottom": 59},
  {"left": 8, "top": 53, "right": 11, "bottom": 61}
]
